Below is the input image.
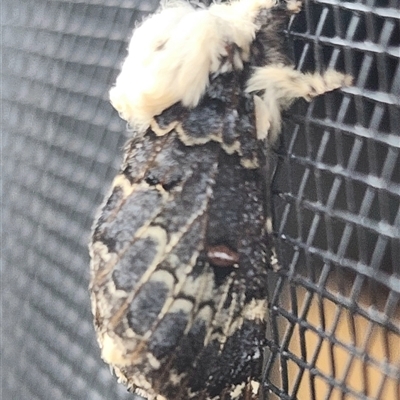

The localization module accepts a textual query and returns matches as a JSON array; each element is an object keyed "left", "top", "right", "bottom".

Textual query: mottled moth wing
[
  {"left": 90, "top": 0, "right": 352, "bottom": 398},
  {"left": 90, "top": 71, "right": 271, "bottom": 400}
]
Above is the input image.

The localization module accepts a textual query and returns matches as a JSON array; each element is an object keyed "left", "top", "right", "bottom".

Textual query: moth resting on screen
[{"left": 89, "top": 0, "right": 352, "bottom": 399}]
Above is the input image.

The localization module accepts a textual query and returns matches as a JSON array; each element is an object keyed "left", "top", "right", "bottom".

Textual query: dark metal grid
[
  {"left": 265, "top": 0, "right": 400, "bottom": 398},
  {"left": 2, "top": 1, "right": 399, "bottom": 400}
]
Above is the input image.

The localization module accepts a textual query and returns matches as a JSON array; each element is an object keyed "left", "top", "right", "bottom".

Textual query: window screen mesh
[
  {"left": 264, "top": 1, "right": 400, "bottom": 399},
  {"left": 2, "top": 1, "right": 399, "bottom": 400}
]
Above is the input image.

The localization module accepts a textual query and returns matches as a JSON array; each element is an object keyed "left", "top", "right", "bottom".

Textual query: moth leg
[
  {"left": 284, "top": 0, "right": 303, "bottom": 14},
  {"left": 246, "top": 65, "right": 352, "bottom": 103},
  {"left": 246, "top": 65, "right": 352, "bottom": 141}
]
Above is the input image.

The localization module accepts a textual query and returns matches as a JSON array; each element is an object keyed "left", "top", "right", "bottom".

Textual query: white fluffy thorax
[{"left": 110, "top": 0, "right": 276, "bottom": 130}]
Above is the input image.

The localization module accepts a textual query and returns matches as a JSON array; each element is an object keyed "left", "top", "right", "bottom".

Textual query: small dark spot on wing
[{"left": 145, "top": 173, "right": 182, "bottom": 191}]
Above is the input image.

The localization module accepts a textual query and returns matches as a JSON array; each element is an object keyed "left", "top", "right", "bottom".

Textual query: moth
[{"left": 89, "top": 0, "right": 352, "bottom": 399}]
